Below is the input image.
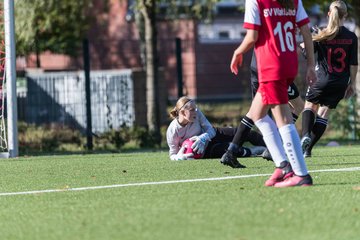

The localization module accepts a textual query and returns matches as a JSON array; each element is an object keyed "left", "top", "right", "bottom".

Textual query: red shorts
[{"left": 258, "top": 78, "right": 294, "bottom": 105}]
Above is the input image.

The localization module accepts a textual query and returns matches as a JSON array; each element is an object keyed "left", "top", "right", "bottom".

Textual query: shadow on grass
[
  {"left": 311, "top": 153, "right": 360, "bottom": 158},
  {"left": 18, "top": 147, "right": 168, "bottom": 157},
  {"left": 308, "top": 162, "right": 360, "bottom": 167},
  {"left": 311, "top": 182, "right": 360, "bottom": 187}
]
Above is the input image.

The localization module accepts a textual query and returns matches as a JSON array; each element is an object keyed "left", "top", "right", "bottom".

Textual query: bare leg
[{"left": 289, "top": 96, "right": 305, "bottom": 116}]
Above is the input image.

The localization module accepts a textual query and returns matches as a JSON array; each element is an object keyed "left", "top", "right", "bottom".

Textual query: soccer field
[{"left": 0, "top": 146, "right": 360, "bottom": 240}]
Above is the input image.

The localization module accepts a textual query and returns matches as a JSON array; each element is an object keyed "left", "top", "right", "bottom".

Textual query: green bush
[
  {"left": 131, "top": 126, "right": 161, "bottom": 148},
  {"left": 17, "top": 97, "right": 358, "bottom": 155},
  {"left": 93, "top": 126, "right": 163, "bottom": 151},
  {"left": 328, "top": 98, "right": 359, "bottom": 140},
  {"left": 18, "top": 122, "right": 82, "bottom": 153},
  {"left": 18, "top": 122, "right": 165, "bottom": 154},
  {"left": 93, "top": 126, "right": 131, "bottom": 151}
]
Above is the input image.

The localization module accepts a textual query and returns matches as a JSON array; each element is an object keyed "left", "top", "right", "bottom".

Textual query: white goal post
[{"left": 2, "top": 0, "right": 18, "bottom": 158}]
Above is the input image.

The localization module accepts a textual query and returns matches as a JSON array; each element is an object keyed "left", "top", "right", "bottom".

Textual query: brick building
[{"left": 21, "top": 0, "right": 310, "bottom": 102}]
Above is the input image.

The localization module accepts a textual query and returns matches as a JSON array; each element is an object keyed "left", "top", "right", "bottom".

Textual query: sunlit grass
[{"left": 0, "top": 145, "right": 359, "bottom": 240}]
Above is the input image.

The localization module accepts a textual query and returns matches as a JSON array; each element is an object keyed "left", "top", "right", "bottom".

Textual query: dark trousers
[{"left": 203, "top": 127, "right": 246, "bottom": 158}]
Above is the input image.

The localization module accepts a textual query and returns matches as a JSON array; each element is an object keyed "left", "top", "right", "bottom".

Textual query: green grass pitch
[{"left": 0, "top": 145, "right": 360, "bottom": 240}]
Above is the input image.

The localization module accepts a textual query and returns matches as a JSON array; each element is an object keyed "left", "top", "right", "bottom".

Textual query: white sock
[
  {"left": 255, "top": 116, "right": 288, "bottom": 167},
  {"left": 279, "top": 124, "right": 308, "bottom": 176}
]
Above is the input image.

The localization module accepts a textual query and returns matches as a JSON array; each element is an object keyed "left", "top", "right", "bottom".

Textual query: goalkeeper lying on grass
[{"left": 166, "top": 96, "right": 269, "bottom": 167}]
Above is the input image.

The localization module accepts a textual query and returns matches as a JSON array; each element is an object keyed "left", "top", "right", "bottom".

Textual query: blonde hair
[
  {"left": 277, "top": 0, "right": 294, "bottom": 10},
  {"left": 313, "top": 0, "right": 348, "bottom": 42},
  {"left": 169, "top": 96, "right": 192, "bottom": 119}
]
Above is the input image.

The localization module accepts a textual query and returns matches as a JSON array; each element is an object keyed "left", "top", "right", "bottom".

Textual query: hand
[
  {"left": 171, "top": 145, "right": 194, "bottom": 161},
  {"left": 230, "top": 51, "right": 243, "bottom": 75},
  {"left": 311, "top": 25, "right": 320, "bottom": 34},
  {"left": 306, "top": 67, "right": 317, "bottom": 86},
  {"left": 190, "top": 133, "right": 210, "bottom": 154}
]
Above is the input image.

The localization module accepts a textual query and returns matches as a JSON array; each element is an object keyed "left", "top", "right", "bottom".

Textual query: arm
[
  {"left": 299, "top": 24, "right": 317, "bottom": 85},
  {"left": 299, "top": 41, "right": 316, "bottom": 59},
  {"left": 166, "top": 124, "right": 181, "bottom": 160},
  {"left": 197, "top": 109, "right": 216, "bottom": 139},
  {"left": 350, "top": 65, "right": 358, "bottom": 87},
  {"left": 167, "top": 129, "right": 194, "bottom": 161},
  {"left": 344, "top": 65, "right": 358, "bottom": 99},
  {"left": 345, "top": 33, "right": 359, "bottom": 99},
  {"left": 189, "top": 109, "right": 215, "bottom": 154},
  {"left": 166, "top": 121, "right": 194, "bottom": 160},
  {"left": 230, "top": 29, "right": 258, "bottom": 75}
]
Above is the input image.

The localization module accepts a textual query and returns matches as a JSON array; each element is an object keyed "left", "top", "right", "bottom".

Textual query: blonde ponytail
[
  {"left": 169, "top": 107, "right": 178, "bottom": 119},
  {"left": 313, "top": 1, "right": 347, "bottom": 42},
  {"left": 169, "top": 96, "right": 192, "bottom": 119}
]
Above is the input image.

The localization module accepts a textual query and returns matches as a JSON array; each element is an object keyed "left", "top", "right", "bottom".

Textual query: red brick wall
[{"left": 194, "top": 42, "right": 253, "bottom": 100}]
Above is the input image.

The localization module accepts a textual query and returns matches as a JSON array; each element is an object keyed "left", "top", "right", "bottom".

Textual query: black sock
[
  {"left": 308, "top": 116, "right": 328, "bottom": 152},
  {"left": 228, "top": 116, "right": 254, "bottom": 152},
  {"left": 301, "top": 109, "right": 316, "bottom": 137}
]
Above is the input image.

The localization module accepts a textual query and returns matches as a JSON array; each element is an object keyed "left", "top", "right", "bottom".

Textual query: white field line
[{"left": 1, "top": 166, "right": 360, "bottom": 197}]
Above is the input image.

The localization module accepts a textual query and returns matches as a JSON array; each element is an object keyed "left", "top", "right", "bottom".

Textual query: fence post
[
  {"left": 83, "top": 39, "right": 93, "bottom": 150},
  {"left": 175, "top": 38, "right": 183, "bottom": 98}
]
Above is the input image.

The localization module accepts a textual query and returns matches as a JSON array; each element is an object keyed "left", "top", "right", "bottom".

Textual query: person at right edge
[
  {"left": 300, "top": 0, "right": 358, "bottom": 158},
  {"left": 222, "top": 0, "right": 317, "bottom": 187}
]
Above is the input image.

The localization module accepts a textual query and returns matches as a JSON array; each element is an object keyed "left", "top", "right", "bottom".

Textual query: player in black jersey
[{"left": 300, "top": 0, "right": 358, "bottom": 157}]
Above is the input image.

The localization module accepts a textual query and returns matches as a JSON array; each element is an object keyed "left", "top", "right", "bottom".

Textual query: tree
[
  {"left": 133, "top": 0, "right": 360, "bottom": 145},
  {"left": 137, "top": 0, "right": 161, "bottom": 144},
  {"left": 14, "top": 0, "right": 97, "bottom": 67},
  {"left": 132, "top": 0, "right": 221, "bottom": 145},
  {"left": 303, "top": 1, "right": 360, "bottom": 26}
]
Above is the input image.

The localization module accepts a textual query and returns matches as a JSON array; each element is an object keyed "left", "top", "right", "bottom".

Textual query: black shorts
[
  {"left": 305, "top": 78, "right": 348, "bottom": 109},
  {"left": 250, "top": 69, "right": 299, "bottom": 100}
]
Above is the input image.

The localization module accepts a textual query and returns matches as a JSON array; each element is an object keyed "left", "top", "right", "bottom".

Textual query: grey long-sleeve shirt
[{"left": 166, "top": 109, "right": 216, "bottom": 159}]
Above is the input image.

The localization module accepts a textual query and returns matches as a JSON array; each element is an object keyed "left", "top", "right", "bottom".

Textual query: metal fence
[{"left": 25, "top": 69, "right": 134, "bottom": 133}]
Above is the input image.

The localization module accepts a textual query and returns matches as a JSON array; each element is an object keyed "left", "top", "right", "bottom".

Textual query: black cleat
[
  {"left": 261, "top": 148, "right": 273, "bottom": 161},
  {"left": 220, "top": 150, "right": 246, "bottom": 168},
  {"left": 300, "top": 135, "right": 311, "bottom": 154},
  {"left": 304, "top": 149, "right": 312, "bottom": 158}
]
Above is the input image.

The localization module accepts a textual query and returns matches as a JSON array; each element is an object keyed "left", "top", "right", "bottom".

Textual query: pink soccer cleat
[
  {"left": 265, "top": 162, "right": 294, "bottom": 187},
  {"left": 274, "top": 174, "right": 313, "bottom": 188}
]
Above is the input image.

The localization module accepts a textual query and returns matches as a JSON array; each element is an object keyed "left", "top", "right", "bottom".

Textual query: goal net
[
  {"left": 0, "top": 0, "right": 18, "bottom": 158},
  {"left": 0, "top": 2, "right": 8, "bottom": 156}
]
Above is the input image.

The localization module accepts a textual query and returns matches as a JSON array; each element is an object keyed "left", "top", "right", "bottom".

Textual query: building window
[{"left": 218, "top": 31, "right": 230, "bottom": 39}]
